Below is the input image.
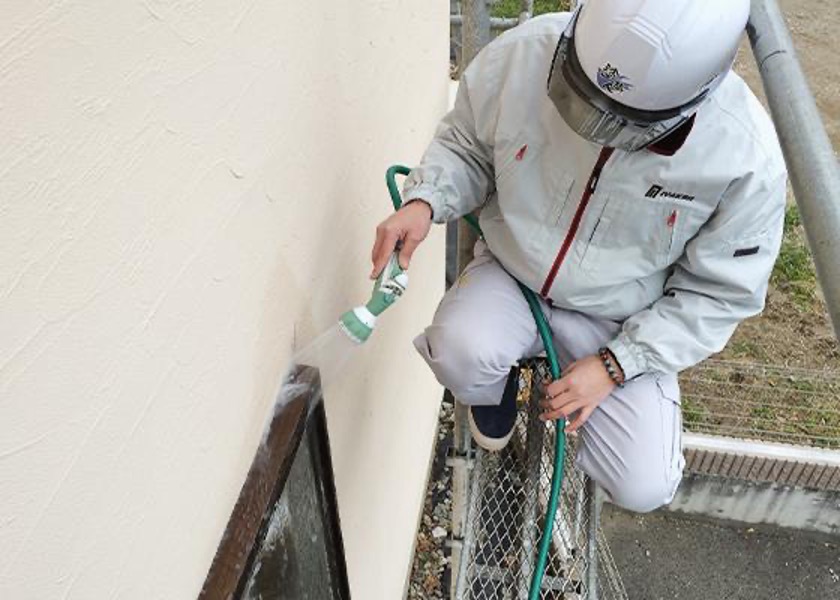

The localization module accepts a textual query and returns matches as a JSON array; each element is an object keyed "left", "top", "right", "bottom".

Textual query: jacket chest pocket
[
  {"left": 529, "top": 172, "right": 575, "bottom": 251},
  {"left": 580, "top": 195, "right": 689, "bottom": 281},
  {"left": 493, "top": 139, "right": 575, "bottom": 252}
]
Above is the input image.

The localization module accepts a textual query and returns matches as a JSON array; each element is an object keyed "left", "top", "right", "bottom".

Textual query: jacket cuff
[
  {"left": 606, "top": 334, "right": 648, "bottom": 382},
  {"left": 401, "top": 179, "right": 450, "bottom": 224}
]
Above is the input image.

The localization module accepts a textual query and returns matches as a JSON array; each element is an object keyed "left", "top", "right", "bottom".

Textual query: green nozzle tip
[{"left": 339, "top": 307, "right": 373, "bottom": 344}]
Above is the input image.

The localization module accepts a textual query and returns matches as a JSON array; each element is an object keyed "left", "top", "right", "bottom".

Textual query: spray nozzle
[{"left": 338, "top": 251, "right": 409, "bottom": 344}]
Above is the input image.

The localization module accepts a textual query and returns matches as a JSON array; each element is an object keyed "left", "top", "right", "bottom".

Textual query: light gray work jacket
[{"left": 402, "top": 14, "right": 787, "bottom": 380}]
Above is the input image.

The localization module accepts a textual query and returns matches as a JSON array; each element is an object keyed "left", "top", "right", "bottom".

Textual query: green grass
[
  {"left": 728, "top": 339, "right": 766, "bottom": 360},
  {"left": 750, "top": 404, "right": 775, "bottom": 420},
  {"left": 771, "top": 204, "right": 817, "bottom": 309},
  {"left": 782, "top": 202, "right": 801, "bottom": 233},
  {"left": 681, "top": 396, "right": 707, "bottom": 427},
  {"left": 788, "top": 377, "right": 818, "bottom": 393},
  {"left": 490, "top": 0, "right": 570, "bottom": 18}
]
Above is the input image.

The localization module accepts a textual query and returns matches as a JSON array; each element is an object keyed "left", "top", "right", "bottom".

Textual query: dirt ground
[
  {"left": 741, "top": 0, "right": 840, "bottom": 148},
  {"left": 679, "top": 0, "right": 840, "bottom": 447},
  {"left": 724, "top": 0, "right": 840, "bottom": 371}
]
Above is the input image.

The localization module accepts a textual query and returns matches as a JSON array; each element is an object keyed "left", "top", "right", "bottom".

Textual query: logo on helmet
[{"left": 596, "top": 63, "right": 633, "bottom": 94}]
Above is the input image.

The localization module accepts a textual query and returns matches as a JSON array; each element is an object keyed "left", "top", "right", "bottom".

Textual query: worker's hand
[
  {"left": 370, "top": 199, "right": 433, "bottom": 278},
  {"left": 539, "top": 355, "right": 615, "bottom": 433}
]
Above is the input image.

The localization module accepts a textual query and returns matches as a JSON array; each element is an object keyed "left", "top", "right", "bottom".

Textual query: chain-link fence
[
  {"left": 455, "top": 360, "right": 627, "bottom": 600},
  {"left": 449, "top": 1, "right": 572, "bottom": 75}
]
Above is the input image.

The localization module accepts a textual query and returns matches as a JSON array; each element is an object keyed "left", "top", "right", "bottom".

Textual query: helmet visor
[{"left": 547, "top": 14, "right": 700, "bottom": 151}]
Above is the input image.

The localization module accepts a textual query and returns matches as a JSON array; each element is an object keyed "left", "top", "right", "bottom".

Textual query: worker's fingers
[
  {"left": 371, "top": 221, "right": 399, "bottom": 266},
  {"left": 539, "top": 389, "right": 572, "bottom": 412},
  {"left": 371, "top": 227, "right": 384, "bottom": 264},
  {"left": 371, "top": 227, "right": 400, "bottom": 279},
  {"left": 543, "top": 379, "right": 566, "bottom": 398},
  {"left": 371, "top": 201, "right": 432, "bottom": 277},
  {"left": 398, "top": 234, "right": 422, "bottom": 270},
  {"left": 558, "top": 398, "right": 585, "bottom": 419},
  {"left": 540, "top": 397, "right": 584, "bottom": 422},
  {"left": 542, "top": 379, "right": 572, "bottom": 406},
  {"left": 371, "top": 225, "right": 390, "bottom": 272},
  {"left": 549, "top": 368, "right": 586, "bottom": 400},
  {"left": 564, "top": 406, "right": 595, "bottom": 433},
  {"left": 539, "top": 410, "right": 566, "bottom": 423},
  {"left": 542, "top": 394, "right": 586, "bottom": 419}
]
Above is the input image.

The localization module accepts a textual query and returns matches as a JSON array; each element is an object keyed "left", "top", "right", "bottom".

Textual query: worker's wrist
[
  {"left": 605, "top": 336, "right": 645, "bottom": 381},
  {"left": 598, "top": 347, "right": 625, "bottom": 387},
  {"left": 404, "top": 198, "right": 433, "bottom": 220},
  {"left": 607, "top": 348, "right": 626, "bottom": 383}
]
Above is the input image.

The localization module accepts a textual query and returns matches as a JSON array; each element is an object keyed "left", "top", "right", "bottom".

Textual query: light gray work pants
[{"left": 414, "top": 244, "right": 684, "bottom": 513}]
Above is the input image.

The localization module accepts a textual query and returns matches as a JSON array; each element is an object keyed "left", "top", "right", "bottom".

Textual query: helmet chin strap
[{"left": 643, "top": 111, "right": 699, "bottom": 156}]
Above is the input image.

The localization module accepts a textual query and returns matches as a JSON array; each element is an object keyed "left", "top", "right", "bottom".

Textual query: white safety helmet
[{"left": 548, "top": 0, "right": 750, "bottom": 151}]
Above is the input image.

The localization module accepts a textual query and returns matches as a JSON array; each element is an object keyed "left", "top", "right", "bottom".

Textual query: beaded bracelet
[{"left": 598, "top": 347, "right": 624, "bottom": 388}]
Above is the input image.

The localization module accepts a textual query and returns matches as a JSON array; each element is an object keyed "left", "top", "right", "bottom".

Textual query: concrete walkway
[{"left": 601, "top": 505, "right": 840, "bottom": 599}]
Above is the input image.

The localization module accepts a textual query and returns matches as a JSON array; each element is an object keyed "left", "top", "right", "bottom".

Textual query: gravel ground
[{"left": 407, "top": 395, "right": 455, "bottom": 600}]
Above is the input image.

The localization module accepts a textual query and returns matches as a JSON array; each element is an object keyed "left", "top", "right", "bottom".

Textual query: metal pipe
[
  {"left": 450, "top": 15, "right": 520, "bottom": 30},
  {"left": 518, "top": 388, "right": 546, "bottom": 599},
  {"left": 584, "top": 478, "right": 602, "bottom": 600},
  {"left": 460, "top": 0, "right": 492, "bottom": 69},
  {"left": 519, "top": 0, "right": 534, "bottom": 24},
  {"left": 454, "top": 448, "right": 486, "bottom": 598},
  {"left": 447, "top": 446, "right": 469, "bottom": 598},
  {"left": 452, "top": 0, "right": 488, "bottom": 466},
  {"left": 747, "top": 0, "right": 840, "bottom": 340},
  {"left": 455, "top": 0, "right": 489, "bottom": 293}
]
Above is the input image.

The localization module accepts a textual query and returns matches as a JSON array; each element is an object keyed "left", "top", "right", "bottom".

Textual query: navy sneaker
[{"left": 468, "top": 366, "right": 520, "bottom": 451}]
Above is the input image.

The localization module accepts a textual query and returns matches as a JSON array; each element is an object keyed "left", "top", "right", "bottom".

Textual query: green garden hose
[{"left": 387, "top": 165, "right": 566, "bottom": 599}]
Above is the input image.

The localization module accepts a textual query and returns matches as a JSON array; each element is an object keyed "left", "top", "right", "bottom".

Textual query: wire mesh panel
[
  {"left": 455, "top": 359, "right": 627, "bottom": 600},
  {"left": 681, "top": 360, "right": 840, "bottom": 449}
]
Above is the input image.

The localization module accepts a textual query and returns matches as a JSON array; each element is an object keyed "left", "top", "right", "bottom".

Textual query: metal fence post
[
  {"left": 519, "top": 0, "right": 534, "bottom": 23},
  {"left": 452, "top": 0, "right": 491, "bottom": 450},
  {"left": 461, "top": 0, "right": 491, "bottom": 72},
  {"left": 449, "top": 2, "right": 491, "bottom": 596},
  {"left": 455, "top": 0, "right": 489, "bottom": 287},
  {"left": 584, "top": 479, "right": 603, "bottom": 600},
  {"left": 747, "top": 0, "right": 840, "bottom": 340}
]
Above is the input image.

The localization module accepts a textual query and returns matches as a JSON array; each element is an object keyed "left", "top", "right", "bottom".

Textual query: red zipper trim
[{"left": 540, "top": 146, "right": 615, "bottom": 297}]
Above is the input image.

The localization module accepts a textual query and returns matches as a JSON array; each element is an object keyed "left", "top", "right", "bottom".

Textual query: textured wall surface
[{"left": 0, "top": 1, "right": 448, "bottom": 598}]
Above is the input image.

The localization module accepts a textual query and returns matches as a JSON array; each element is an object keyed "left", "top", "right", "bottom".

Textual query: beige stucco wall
[{"left": 0, "top": 2, "right": 448, "bottom": 598}]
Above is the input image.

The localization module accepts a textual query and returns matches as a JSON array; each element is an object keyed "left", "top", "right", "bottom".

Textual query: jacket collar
[{"left": 646, "top": 114, "right": 696, "bottom": 156}]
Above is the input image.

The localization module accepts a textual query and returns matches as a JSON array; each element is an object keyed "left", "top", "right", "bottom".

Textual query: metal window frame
[{"left": 199, "top": 366, "right": 350, "bottom": 600}]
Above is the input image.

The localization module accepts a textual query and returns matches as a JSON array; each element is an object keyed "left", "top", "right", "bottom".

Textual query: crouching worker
[{"left": 370, "top": 0, "right": 786, "bottom": 513}]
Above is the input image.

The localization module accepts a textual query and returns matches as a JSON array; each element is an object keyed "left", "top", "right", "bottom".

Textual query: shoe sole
[{"left": 468, "top": 408, "right": 514, "bottom": 452}]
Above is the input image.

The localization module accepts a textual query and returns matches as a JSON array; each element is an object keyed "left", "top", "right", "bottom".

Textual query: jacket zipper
[{"left": 540, "top": 146, "right": 615, "bottom": 297}]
